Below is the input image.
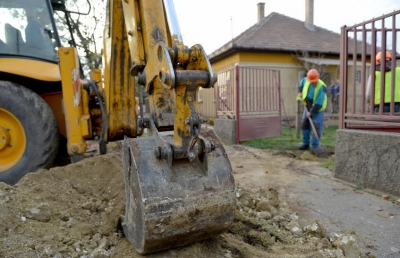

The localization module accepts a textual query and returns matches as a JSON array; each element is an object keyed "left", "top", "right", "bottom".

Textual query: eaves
[{"left": 208, "top": 45, "right": 340, "bottom": 63}]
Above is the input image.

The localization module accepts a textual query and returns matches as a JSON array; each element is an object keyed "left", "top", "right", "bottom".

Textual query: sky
[{"left": 173, "top": 0, "right": 400, "bottom": 55}]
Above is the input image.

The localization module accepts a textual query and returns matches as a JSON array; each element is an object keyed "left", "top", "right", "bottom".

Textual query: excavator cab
[
  {"left": 0, "top": 0, "right": 58, "bottom": 61},
  {"left": 0, "top": 0, "right": 90, "bottom": 61}
]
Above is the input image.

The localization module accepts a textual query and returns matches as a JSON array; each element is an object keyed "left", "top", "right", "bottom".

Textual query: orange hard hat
[
  {"left": 307, "top": 69, "right": 319, "bottom": 83},
  {"left": 375, "top": 51, "right": 392, "bottom": 64}
]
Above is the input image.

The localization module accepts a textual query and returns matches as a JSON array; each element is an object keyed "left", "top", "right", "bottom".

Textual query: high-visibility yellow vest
[
  {"left": 374, "top": 67, "right": 400, "bottom": 105},
  {"left": 302, "top": 79, "right": 327, "bottom": 112}
]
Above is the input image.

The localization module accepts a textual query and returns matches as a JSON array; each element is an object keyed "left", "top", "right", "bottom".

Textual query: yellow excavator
[{"left": 0, "top": 0, "right": 235, "bottom": 254}]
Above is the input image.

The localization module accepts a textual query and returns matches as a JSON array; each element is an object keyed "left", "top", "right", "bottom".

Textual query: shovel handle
[{"left": 304, "top": 107, "right": 321, "bottom": 143}]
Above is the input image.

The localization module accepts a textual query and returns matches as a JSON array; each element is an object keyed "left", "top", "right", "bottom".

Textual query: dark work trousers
[{"left": 301, "top": 109, "right": 325, "bottom": 149}]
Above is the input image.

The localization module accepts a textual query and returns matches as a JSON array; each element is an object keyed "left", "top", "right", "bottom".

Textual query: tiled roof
[{"left": 209, "top": 12, "right": 342, "bottom": 60}]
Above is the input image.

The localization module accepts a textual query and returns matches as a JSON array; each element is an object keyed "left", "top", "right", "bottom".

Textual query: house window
[{"left": 355, "top": 70, "right": 361, "bottom": 83}]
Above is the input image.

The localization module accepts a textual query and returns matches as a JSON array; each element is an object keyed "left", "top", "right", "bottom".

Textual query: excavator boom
[{"left": 102, "top": 0, "right": 236, "bottom": 253}]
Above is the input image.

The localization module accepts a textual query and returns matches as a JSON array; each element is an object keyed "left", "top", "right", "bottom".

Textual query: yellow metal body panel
[
  {"left": 41, "top": 92, "right": 67, "bottom": 137},
  {"left": 0, "top": 58, "right": 60, "bottom": 81},
  {"left": 80, "top": 89, "right": 91, "bottom": 138},
  {"left": 80, "top": 115, "right": 91, "bottom": 137},
  {"left": 137, "top": 0, "right": 171, "bottom": 55},
  {"left": 58, "top": 47, "right": 87, "bottom": 155},
  {"left": 90, "top": 69, "right": 103, "bottom": 86},
  {"left": 121, "top": 0, "right": 145, "bottom": 73},
  {"left": 103, "top": 0, "right": 137, "bottom": 140},
  {"left": 107, "top": 0, "right": 214, "bottom": 147},
  {"left": 0, "top": 108, "right": 26, "bottom": 171},
  {"left": 174, "top": 85, "right": 191, "bottom": 146},
  {"left": 138, "top": 0, "right": 175, "bottom": 123}
]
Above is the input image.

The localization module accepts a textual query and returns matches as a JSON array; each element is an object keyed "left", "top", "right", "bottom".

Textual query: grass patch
[
  {"left": 241, "top": 126, "right": 338, "bottom": 151},
  {"left": 355, "top": 183, "right": 364, "bottom": 190},
  {"left": 322, "top": 160, "right": 335, "bottom": 171}
]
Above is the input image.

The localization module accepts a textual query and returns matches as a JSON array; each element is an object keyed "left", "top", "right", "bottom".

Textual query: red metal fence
[
  {"left": 340, "top": 10, "right": 400, "bottom": 132},
  {"left": 216, "top": 65, "right": 281, "bottom": 143}
]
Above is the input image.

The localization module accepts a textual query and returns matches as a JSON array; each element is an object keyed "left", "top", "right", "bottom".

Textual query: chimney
[
  {"left": 257, "top": 2, "right": 265, "bottom": 23},
  {"left": 305, "top": 0, "right": 315, "bottom": 31}
]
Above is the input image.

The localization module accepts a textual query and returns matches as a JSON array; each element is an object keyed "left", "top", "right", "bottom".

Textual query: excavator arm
[{"left": 101, "top": 0, "right": 236, "bottom": 254}]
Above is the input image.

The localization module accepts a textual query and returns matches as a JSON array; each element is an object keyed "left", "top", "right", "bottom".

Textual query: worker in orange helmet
[
  {"left": 297, "top": 69, "right": 328, "bottom": 151},
  {"left": 375, "top": 51, "right": 392, "bottom": 65},
  {"left": 366, "top": 51, "right": 400, "bottom": 113}
]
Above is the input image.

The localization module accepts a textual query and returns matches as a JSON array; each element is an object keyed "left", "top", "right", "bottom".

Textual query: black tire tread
[{"left": 0, "top": 80, "right": 59, "bottom": 184}]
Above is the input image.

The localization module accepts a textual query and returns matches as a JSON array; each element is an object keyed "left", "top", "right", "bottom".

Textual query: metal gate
[
  {"left": 339, "top": 10, "right": 400, "bottom": 132},
  {"left": 216, "top": 65, "right": 281, "bottom": 143}
]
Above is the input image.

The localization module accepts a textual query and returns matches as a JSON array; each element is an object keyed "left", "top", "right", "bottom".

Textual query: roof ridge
[
  {"left": 208, "top": 11, "right": 345, "bottom": 59},
  {"left": 270, "top": 11, "right": 341, "bottom": 36},
  {"left": 209, "top": 12, "right": 278, "bottom": 56},
  {"left": 233, "top": 12, "right": 278, "bottom": 46}
]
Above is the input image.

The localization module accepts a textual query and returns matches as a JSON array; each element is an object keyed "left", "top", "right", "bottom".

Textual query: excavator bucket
[{"left": 122, "top": 126, "right": 235, "bottom": 254}]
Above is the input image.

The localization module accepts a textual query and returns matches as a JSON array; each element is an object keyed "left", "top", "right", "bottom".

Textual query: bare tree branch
[
  {"left": 292, "top": 50, "right": 332, "bottom": 85},
  {"left": 67, "top": 0, "right": 105, "bottom": 72}
]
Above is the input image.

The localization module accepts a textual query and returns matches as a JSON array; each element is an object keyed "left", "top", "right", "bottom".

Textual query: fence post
[{"left": 296, "top": 100, "right": 303, "bottom": 138}]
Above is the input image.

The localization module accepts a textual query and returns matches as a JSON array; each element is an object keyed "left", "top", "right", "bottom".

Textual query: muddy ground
[{"left": 0, "top": 142, "right": 377, "bottom": 258}]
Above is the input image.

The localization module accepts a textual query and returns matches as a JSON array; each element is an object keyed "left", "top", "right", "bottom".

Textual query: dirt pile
[
  {"left": 0, "top": 151, "right": 370, "bottom": 258},
  {"left": 0, "top": 153, "right": 126, "bottom": 258}
]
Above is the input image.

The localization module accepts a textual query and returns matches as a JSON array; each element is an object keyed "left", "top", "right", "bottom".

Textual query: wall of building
[{"left": 211, "top": 53, "right": 241, "bottom": 71}]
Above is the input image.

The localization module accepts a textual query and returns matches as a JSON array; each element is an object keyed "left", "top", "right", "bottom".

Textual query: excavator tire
[
  {"left": 122, "top": 128, "right": 236, "bottom": 254},
  {"left": 0, "top": 81, "right": 59, "bottom": 185}
]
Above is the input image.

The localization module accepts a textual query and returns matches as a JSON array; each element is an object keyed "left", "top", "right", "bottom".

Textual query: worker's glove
[{"left": 296, "top": 93, "right": 302, "bottom": 101}]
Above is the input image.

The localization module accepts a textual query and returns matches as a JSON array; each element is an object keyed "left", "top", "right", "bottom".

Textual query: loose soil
[{"left": 0, "top": 142, "right": 372, "bottom": 258}]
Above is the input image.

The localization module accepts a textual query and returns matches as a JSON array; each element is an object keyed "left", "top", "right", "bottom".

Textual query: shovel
[{"left": 304, "top": 107, "right": 328, "bottom": 158}]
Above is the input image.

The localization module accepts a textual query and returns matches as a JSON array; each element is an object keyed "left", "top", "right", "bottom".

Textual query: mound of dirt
[
  {"left": 0, "top": 150, "right": 371, "bottom": 258},
  {"left": 0, "top": 153, "right": 127, "bottom": 258}
]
